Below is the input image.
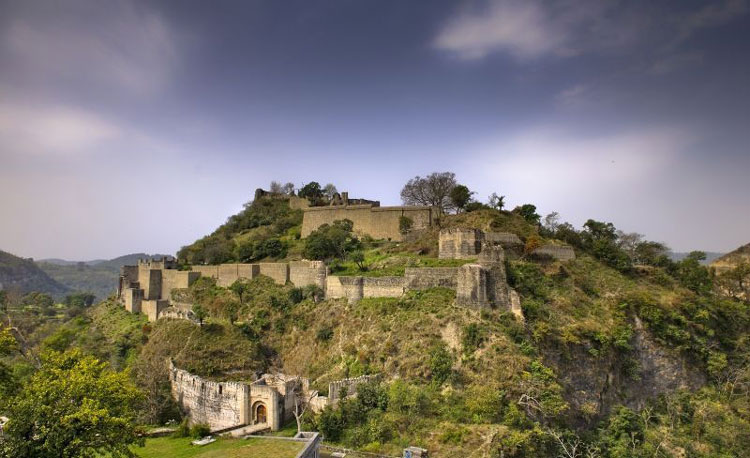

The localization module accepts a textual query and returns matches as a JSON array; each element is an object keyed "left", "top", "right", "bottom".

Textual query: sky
[{"left": 0, "top": 0, "right": 749, "bottom": 260}]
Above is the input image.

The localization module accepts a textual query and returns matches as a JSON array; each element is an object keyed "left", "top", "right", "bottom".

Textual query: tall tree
[
  {"left": 323, "top": 183, "right": 338, "bottom": 201},
  {"left": 488, "top": 193, "right": 505, "bottom": 211},
  {"left": 450, "top": 184, "right": 474, "bottom": 213},
  {"left": 1, "top": 349, "right": 144, "bottom": 458},
  {"left": 400, "top": 172, "right": 457, "bottom": 213}
]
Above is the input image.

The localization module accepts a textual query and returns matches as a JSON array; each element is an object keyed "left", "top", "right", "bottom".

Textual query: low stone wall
[
  {"left": 258, "top": 263, "right": 290, "bottom": 284},
  {"left": 404, "top": 267, "right": 458, "bottom": 289},
  {"left": 328, "top": 374, "right": 379, "bottom": 402},
  {"left": 362, "top": 276, "right": 406, "bottom": 298},
  {"left": 168, "top": 361, "right": 249, "bottom": 431},
  {"left": 289, "top": 260, "right": 327, "bottom": 289},
  {"left": 326, "top": 276, "right": 364, "bottom": 303},
  {"left": 532, "top": 245, "right": 576, "bottom": 261}
]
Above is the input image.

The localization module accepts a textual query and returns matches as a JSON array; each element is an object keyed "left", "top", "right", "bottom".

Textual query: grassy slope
[{"left": 132, "top": 437, "right": 303, "bottom": 458}]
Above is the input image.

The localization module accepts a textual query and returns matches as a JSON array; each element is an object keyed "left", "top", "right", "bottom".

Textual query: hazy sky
[{"left": 1, "top": 0, "right": 749, "bottom": 260}]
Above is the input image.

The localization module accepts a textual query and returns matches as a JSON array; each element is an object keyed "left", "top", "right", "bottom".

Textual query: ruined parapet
[
  {"left": 328, "top": 374, "right": 379, "bottom": 403},
  {"left": 485, "top": 232, "right": 524, "bottom": 258},
  {"left": 532, "top": 245, "right": 576, "bottom": 261},
  {"left": 439, "top": 228, "right": 483, "bottom": 259},
  {"left": 326, "top": 276, "right": 363, "bottom": 303},
  {"left": 168, "top": 360, "right": 250, "bottom": 432},
  {"left": 404, "top": 267, "right": 459, "bottom": 289}
]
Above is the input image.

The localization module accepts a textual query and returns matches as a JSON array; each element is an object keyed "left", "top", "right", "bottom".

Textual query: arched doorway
[{"left": 255, "top": 403, "right": 267, "bottom": 424}]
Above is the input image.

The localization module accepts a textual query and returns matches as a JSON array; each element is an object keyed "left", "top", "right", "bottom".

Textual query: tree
[
  {"left": 281, "top": 182, "right": 295, "bottom": 195},
  {"left": 298, "top": 182, "right": 324, "bottom": 204},
  {"left": 192, "top": 303, "right": 207, "bottom": 324},
  {"left": 675, "top": 251, "right": 712, "bottom": 294},
  {"left": 349, "top": 250, "right": 366, "bottom": 271},
  {"left": 229, "top": 279, "right": 250, "bottom": 304},
  {"left": 542, "top": 212, "right": 560, "bottom": 236},
  {"left": 1, "top": 349, "right": 144, "bottom": 458},
  {"left": 290, "top": 377, "right": 317, "bottom": 435},
  {"left": 303, "top": 219, "right": 361, "bottom": 261},
  {"left": 449, "top": 184, "right": 474, "bottom": 213},
  {"left": 516, "top": 204, "right": 541, "bottom": 225},
  {"left": 64, "top": 292, "right": 96, "bottom": 308},
  {"left": 400, "top": 172, "right": 457, "bottom": 213},
  {"left": 269, "top": 181, "right": 283, "bottom": 193},
  {"left": 716, "top": 262, "right": 750, "bottom": 302},
  {"left": 488, "top": 193, "right": 505, "bottom": 210},
  {"left": 323, "top": 183, "right": 338, "bottom": 201}
]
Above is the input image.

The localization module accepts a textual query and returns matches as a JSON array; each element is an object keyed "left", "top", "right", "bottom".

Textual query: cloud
[
  {"left": 433, "top": 1, "right": 563, "bottom": 60},
  {"left": 673, "top": 0, "right": 748, "bottom": 46},
  {"left": 434, "top": 0, "right": 748, "bottom": 63},
  {"left": 3, "top": 0, "right": 177, "bottom": 95},
  {"left": 0, "top": 102, "right": 121, "bottom": 155}
]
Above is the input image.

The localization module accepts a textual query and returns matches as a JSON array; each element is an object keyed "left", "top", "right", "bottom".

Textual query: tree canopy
[{"left": 400, "top": 172, "right": 457, "bottom": 213}]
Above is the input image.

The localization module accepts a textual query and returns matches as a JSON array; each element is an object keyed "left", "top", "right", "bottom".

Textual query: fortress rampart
[{"left": 301, "top": 203, "right": 437, "bottom": 241}]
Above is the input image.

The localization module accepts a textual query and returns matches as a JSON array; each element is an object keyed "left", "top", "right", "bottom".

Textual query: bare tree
[
  {"left": 488, "top": 192, "right": 505, "bottom": 210},
  {"left": 281, "top": 182, "right": 296, "bottom": 195},
  {"left": 400, "top": 172, "right": 457, "bottom": 213},
  {"left": 269, "top": 181, "right": 283, "bottom": 193},
  {"left": 291, "top": 377, "right": 317, "bottom": 434},
  {"left": 543, "top": 212, "right": 561, "bottom": 234},
  {"left": 323, "top": 183, "right": 338, "bottom": 201}
]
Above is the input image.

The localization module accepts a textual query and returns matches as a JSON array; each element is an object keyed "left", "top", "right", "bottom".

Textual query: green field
[{"left": 132, "top": 437, "right": 304, "bottom": 458}]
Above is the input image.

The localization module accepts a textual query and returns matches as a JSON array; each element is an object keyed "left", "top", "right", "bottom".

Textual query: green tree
[
  {"left": 2, "top": 349, "right": 144, "bottom": 458},
  {"left": 192, "top": 303, "right": 208, "bottom": 324},
  {"left": 450, "top": 184, "right": 473, "bottom": 213},
  {"left": 229, "top": 279, "right": 251, "bottom": 304},
  {"left": 303, "top": 219, "right": 361, "bottom": 260},
  {"left": 0, "top": 327, "right": 19, "bottom": 404},
  {"left": 298, "top": 181, "right": 324, "bottom": 204},
  {"left": 516, "top": 204, "right": 541, "bottom": 225},
  {"left": 675, "top": 251, "right": 712, "bottom": 294},
  {"left": 488, "top": 192, "right": 505, "bottom": 210}
]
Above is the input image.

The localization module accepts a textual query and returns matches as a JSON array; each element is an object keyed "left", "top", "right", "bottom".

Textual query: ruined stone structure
[
  {"left": 301, "top": 191, "right": 437, "bottom": 241},
  {"left": 118, "top": 259, "right": 326, "bottom": 321},
  {"left": 168, "top": 360, "right": 372, "bottom": 432},
  {"left": 532, "top": 244, "right": 577, "bottom": 261}
]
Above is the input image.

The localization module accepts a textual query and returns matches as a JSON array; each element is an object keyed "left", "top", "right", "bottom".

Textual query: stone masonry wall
[
  {"left": 168, "top": 360, "right": 249, "bottom": 431},
  {"left": 532, "top": 245, "right": 576, "bottom": 261},
  {"left": 439, "top": 228, "right": 483, "bottom": 259},
  {"left": 301, "top": 204, "right": 435, "bottom": 241},
  {"left": 328, "top": 375, "right": 379, "bottom": 402},
  {"left": 289, "top": 260, "right": 327, "bottom": 289},
  {"left": 404, "top": 267, "right": 458, "bottom": 289}
]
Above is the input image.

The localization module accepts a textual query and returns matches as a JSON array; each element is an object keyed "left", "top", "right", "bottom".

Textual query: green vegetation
[
  {"left": 4, "top": 184, "right": 750, "bottom": 457},
  {"left": 131, "top": 436, "right": 304, "bottom": 458}
]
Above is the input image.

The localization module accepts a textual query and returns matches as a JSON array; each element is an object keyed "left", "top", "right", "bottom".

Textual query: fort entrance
[{"left": 255, "top": 403, "right": 267, "bottom": 424}]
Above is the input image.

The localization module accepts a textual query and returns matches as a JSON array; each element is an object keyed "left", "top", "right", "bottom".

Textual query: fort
[
  {"left": 117, "top": 228, "right": 573, "bottom": 320},
  {"left": 168, "top": 360, "right": 376, "bottom": 433},
  {"left": 299, "top": 190, "right": 438, "bottom": 241}
]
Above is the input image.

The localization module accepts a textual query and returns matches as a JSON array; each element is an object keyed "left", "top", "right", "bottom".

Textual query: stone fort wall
[
  {"left": 301, "top": 204, "right": 436, "bottom": 241},
  {"left": 168, "top": 360, "right": 249, "bottom": 431}
]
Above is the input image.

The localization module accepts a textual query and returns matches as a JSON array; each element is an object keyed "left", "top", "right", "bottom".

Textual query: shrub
[
  {"left": 190, "top": 423, "right": 211, "bottom": 438},
  {"left": 316, "top": 326, "right": 334, "bottom": 342},
  {"left": 429, "top": 343, "right": 454, "bottom": 385},
  {"left": 399, "top": 216, "right": 413, "bottom": 234}
]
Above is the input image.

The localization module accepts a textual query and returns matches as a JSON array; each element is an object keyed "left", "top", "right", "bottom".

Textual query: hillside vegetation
[{"left": 3, "top": 191, "right": 750, "bottom": 457}]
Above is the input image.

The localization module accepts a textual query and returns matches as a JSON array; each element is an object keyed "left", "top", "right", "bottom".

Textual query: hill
[
  {"left": 0, "top": 249, "right": 68, "bottom": 297},
  {"left": 6, "top": 193, "right": 750, "bottom": 457},
  {"left": 37, "top": 253, "right": 170, "bottom": 301},
  {"left": 711, "top": 243, "right": 750, "bottom": 273}
]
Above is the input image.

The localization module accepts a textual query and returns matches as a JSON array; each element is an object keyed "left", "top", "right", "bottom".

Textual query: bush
[
  {"left": 190, "top": 423, "right": 211, "bottom": 438},
  {"left": 316, "top": 326, "right": 334, "bottom": 342},
  {"left": 303, "top": 219, "right": 361, "bottom": 261},
  {"left": 173, "top": 419, "right": 190, "bottom": 437},
  {"left": 318, "top": 406, "right": 345, "bottom": 441},
  {"left": 429, "top": 343, "right": 454, "bottom": 385},
  {"left": 399, "top": 216, "right": 413, "bottom": 234}
]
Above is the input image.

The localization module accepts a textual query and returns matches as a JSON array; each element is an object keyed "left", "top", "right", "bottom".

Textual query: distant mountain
[
  {"left": 36, "top": 253, "right": 170, "bottom": 301},
  {"left": 668, "top": 251, "right": 724, "bottom": 265},
  {"left": 0, "top": 250, "right": 69, "bottom": 297}
]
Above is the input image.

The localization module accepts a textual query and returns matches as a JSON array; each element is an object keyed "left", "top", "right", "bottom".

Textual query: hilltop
[
  {"left": 4, "top": 183, "right": 750, "bottom": 457},
  {"left": 0, "top": 249, "right": 68, "bottom": 297},
  {"left": 711, "top": 243, "right": 750, "bottom": 273}
]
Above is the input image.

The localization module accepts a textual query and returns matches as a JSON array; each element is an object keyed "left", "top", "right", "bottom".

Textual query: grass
[
  {"left": 330, "top": 249, "right": 474, "bottom": 277},
  {"left": 131, "top": 436, "right": 305, "bottom": 458}
]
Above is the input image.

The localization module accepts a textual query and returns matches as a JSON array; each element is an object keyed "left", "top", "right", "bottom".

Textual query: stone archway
[{"left": 255, "top": 403, "right": 267, "bottom": 424}]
